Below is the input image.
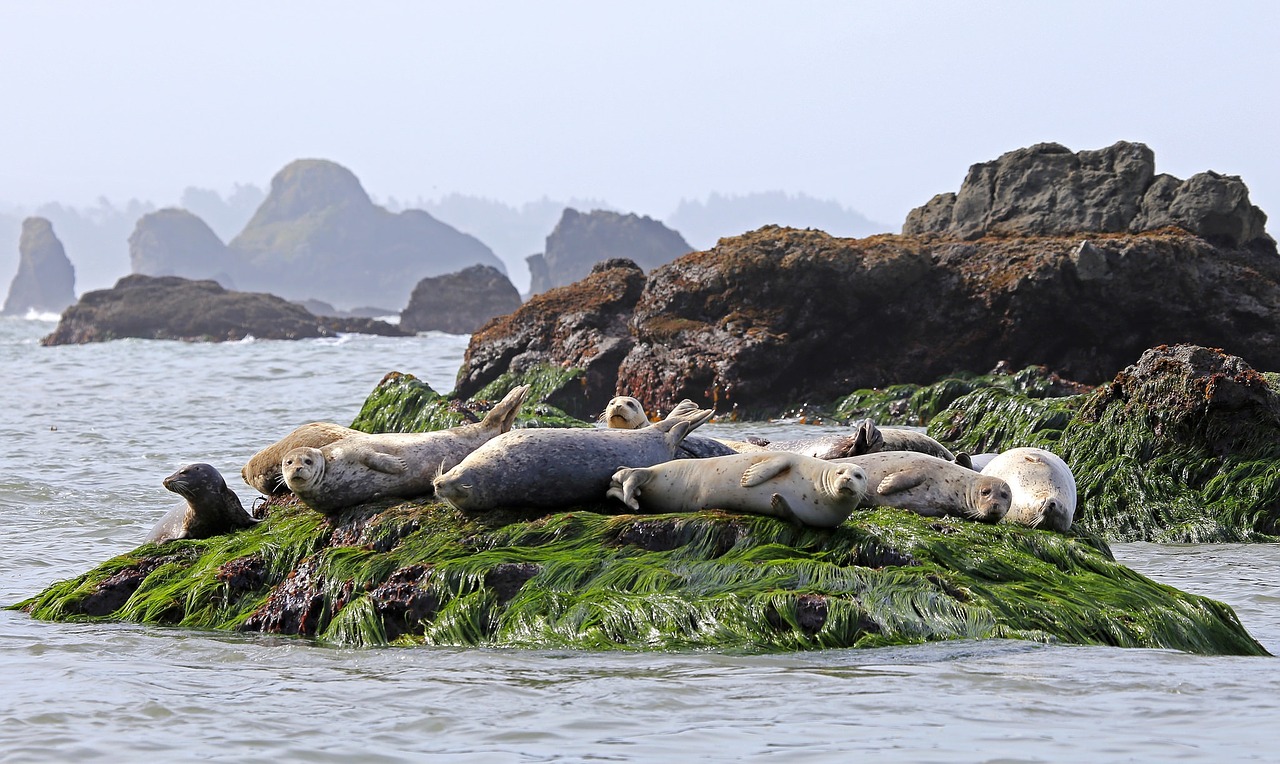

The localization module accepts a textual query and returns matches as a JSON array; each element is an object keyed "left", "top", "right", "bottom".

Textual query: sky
[{"left": 1, "top": 1, "right": 1277, "bottom": 231}]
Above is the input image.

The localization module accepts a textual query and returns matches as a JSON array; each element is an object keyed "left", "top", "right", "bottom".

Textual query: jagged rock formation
[
  {"left": 128, "top": 208, "right": 235, "bottom": 287},
  {"left": 525, "top": 209, "right": 691, "bottom": 294},
  {"left": 41, "top": 274, "right": 407, "bottom": 344},
  {"left": 2, "top": 217, "right": 76, "bottom": 316},
  {"left": 903, "top": 141, "right": 1272, "bottom": 249},
  {"left": 454, "top": 259, "right": 647, "bottom": 417},
  {"left": 225, "top": 159, "right": 506, "bottom": 310},
  {"left": 400, "top": 264, "right": 521, "bottom": 335}
]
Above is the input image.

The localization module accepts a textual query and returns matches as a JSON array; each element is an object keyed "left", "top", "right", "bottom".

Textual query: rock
[
  {"left": 400, "top": 264, "right": 522, "bottom": 334},
  {"left": 227, "top": 159, "right": 507, "bottom": 310},
  {"left": 41, "top": 274, "right": 407, "bottom": 344},
  {"left": 903, "top": 141, "right": 1272, "bottom": 249},
  {"left": 18, "top": 497, "right": 1267, "bottom": 655},
  {"left": 128, "top": 208, "right": 236, "bottom": 287},
  {"left": 2, "top": 217, "right": 76, "bottom": 316},
  {"left": 527, "top": 208, "right": 691, "bottom": 294},
  {"left": 453, "top": 258, "right": 647, "bottom": 418}
]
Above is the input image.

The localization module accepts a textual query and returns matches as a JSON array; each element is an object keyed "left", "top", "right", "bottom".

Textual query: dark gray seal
[
  {"left": 832, "top": 451, "right": 1011, "bottom": 523},
  {"left": 147, "top": 463, "right": 259, "bottom": 543},
  {"left": 281, "top": 385, "right": 531, "bottom": 514},
  {"left": 434, "top": 404, "right": 714, "bottom": 512}
]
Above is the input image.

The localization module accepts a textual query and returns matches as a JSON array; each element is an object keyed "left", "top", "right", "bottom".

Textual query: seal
[
  {"left": 600, "top": 396, "right": 739, "bottom": 458},
  {"left": 979, "top": 447, "right": 1077, "bottom": 532},
  {"left": 281, "top": 385, "right": 531, "bottom": 514},
  {"left": 433, "top": 404, "right": 715, "bottom": 512},
  {"left": 607, "top": 452, "right": 870, "bottom": 528},
  {"left": 147, "top": 463, "right": 259, "bottom": 543},
  {"left": 832, "top": 451, "right": 1011, "bottom": 523},
  {"left": 600, "top": 395, "right": 649, "bottom": 429},
  {"left": 243, "top": 421, "right": 360, "bottom": 495}
]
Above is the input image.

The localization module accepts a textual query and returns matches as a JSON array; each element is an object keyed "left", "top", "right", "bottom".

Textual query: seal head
[{"left": 980, "top": 447, "right": 1077, "bottom": 532}]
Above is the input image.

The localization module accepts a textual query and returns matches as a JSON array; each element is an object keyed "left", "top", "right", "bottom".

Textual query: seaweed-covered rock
[
  {"left": 526, "top": 208, "right": 691, "bottom": 294},
  {"left": 935, "top": 344, "right": 1280, "bottom": 543},
  {"left": 14, "top": 498, "right": 1265, "bottom": 656},
  {"left": 2, "top": 217, "right": 76, "bottom": 316},
  {"left": 903, "top": 141, "right": 1272, "bottom": 250},
  {"left": 41, "top": 274, "right": 407, "bottom": 344},
  {"left": 453, "top": 258, "right": 647, "bottom": 418},
  {"left": 400, "top": 264, "right": 521, "bottom": 334}
]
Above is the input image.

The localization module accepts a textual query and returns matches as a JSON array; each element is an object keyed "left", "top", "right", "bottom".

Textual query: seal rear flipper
[
  {"left": 877, "top": 469, "right": 929, "bottom": 496},
  {"left": 741, "top": 457, "right": 791, "bottom": 487},
  {"left": 479, "top": 384, "right": 531, "bottom": 433},
  {"left": 658, "top": 407, "right": 715, "bottom": 448},
  {"left": 607, "top": 467, "right": 645, "bottom": 510},
  {"left": 361, "top": 451, "right": 409, "bottom": 475},
  {"left": 851, "top": 419, "right": 884, "bottom": 455}
]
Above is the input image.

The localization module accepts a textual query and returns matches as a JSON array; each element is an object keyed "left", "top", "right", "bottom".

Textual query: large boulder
[
  {"left": 453, "top": 259, "right": 647, "bottom": 418},
  {"left": 41, "top": 274, "right": 406, "bottom": 344},
  {"left": 128, "top": 208, "right": 235, "bottom": 287},
  {"left": 2, "top": 217, "right": 76, "bottom": 316},
  {"left": 400, "top": 264, "right": 521, "bottom": 335},
  {"left": 904, "top": 141, "right": 1272, "bottom": 249},
  {"left": 227, "top": 159, "right": 506, "bottom": 310},
  {"left": 526, "top": 209, "right": 691, "bottom": 294}
]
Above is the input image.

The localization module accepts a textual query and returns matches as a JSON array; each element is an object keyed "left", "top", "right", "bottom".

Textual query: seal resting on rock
[
  {"left": 608, "top": 452, "right": 870, "bottom": 528},
  {"left": 833, "top": 452, "right": 1011, "bottom": 523},
  {"left": 147, "top": 463, "right": 259, "bottom": 543},
  {"left": 979, "top": 447, "right": 1077, "bottom": 532},
  {"left": 281, "top": 385, "right": 531, "bottom": 514},
  {"left": 600, "top": 395, "right": 650, "bottom": 429},
  {"left": 434, "top": 404, "right": 715, "bottom": 512},
  {"left": 242, "top": 421, "right": 360, "bottom": 495}
]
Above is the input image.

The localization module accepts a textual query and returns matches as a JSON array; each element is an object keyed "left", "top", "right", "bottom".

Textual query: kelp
[{"left": 14, "top": 499, "right": 1265, "bottom": 656}]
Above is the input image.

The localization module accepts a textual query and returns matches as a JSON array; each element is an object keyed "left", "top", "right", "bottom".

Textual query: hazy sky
[{"left": 1, "top": 1, "right": 1277, "bottom": 229}]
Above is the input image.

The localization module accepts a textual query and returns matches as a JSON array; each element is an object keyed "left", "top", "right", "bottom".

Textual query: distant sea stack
[
  {"left": 525, "top": 209, "right": 691, "bottom": 295},
  {"left": 400, "top": 264, "right": 522, "bottom": 334},
  {"left": 226, "top": 159, "right": 506, "bottom": 310},
  {"left": 2, "top": 217, "right": 76, "bottom": 317},
  {"left": 903, "top": 140, "right": 1273, "bottom": 249},
  {"left": 128, "top": 208, "right": 235, "bottom": 288}
]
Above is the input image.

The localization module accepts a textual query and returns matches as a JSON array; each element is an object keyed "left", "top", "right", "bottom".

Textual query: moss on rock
[{"left": 13, "top": 496, "right": 1264, "bottom": 655}]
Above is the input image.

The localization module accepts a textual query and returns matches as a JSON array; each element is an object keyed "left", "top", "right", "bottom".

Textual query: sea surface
[{"left": 3, "top": 316, "right": 1280, "bottom": 762}]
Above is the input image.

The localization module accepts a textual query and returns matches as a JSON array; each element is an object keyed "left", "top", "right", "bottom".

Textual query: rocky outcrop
[
  {"left": 41, "top": 274, "right": 407, "bottom": 344},
  {"left": 526, "top": 209, "right": 691, "bottom": 294},
  {"left": 2, "top": 217, "right": 76, "bottom": 316},
  {"left": 227, "top": 159, "right": 506, "bottom": 310},
  {"left": 400, "top": 264, "right": 521, "bottom": 334},
  {"left": 128, "top": 208, "right": 235, "bottom": 287},
  {"left": 903, "top": 141, "right": 1272, "bottom": 249},
  {"left": 454, "top": 259, "right": 647, "bottom": 417}
]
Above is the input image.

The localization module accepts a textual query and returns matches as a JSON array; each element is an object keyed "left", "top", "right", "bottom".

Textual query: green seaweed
[{"left": 13, "top": 499, "right": 1265, "bottom": 656}]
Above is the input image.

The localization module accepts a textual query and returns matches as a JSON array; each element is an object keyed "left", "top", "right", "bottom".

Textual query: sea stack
[{"left": 1, "top": 217, "right": 76, "bottom": 317}]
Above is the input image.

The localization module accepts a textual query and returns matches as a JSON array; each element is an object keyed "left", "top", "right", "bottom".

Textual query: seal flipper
[
  {"left": 954, "top": 452, "right": 974, "bottom": 470},
  {"left": 851, "top": 419, "right": 884, "bottom": 455},
  {"left": 479, "top": 384, "right": 531, "bottom": 433},
  {"left": 656, "top": 406, "right": 715, "bottom": 451},
  {"left": 877, "top": 469, "right": 929, "bottom": 496},
  {"left": 359, "top": 450, "right": 409, "bottom": 475},
  {"left": 770, "top": 493, "right": 801, "bottom": 524},
  {"left": 741, "top": 457, "right": 791, "bottom": 488}
]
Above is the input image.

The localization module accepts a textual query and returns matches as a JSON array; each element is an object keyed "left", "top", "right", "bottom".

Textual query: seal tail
[{"left": 479, "top": 385, "right": 531, "bottom": 433}]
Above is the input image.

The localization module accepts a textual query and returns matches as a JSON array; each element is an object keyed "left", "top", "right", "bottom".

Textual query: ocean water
[{"left": 3, "top": 316, "right": 1280, "bottom": 762}]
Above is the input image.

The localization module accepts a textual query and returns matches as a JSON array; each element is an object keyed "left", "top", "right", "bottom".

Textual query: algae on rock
[{"left": 15, "top": 497, "right": 1265, "bottom": 656}]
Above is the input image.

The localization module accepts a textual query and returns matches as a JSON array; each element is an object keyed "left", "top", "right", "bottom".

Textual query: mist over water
[{"left": 3, "top": 317, "right": 1279, "bottom": 762}]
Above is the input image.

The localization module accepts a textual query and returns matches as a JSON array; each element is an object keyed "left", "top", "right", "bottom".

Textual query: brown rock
[{"left": 400, "top": 264, "right": 521, "bottom": 334}]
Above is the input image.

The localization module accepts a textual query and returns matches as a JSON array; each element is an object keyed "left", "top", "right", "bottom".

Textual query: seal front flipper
[
  {"left": 741, "top": 457, "right": 791, "bottom": 488},
  {"left": 770, "top": 493, "right": 801, "bottom": 524},
  {"left": 876, "top": 469, "right": 929, "bottom": 496},
  {"left": 359, "top": 450, "right": 409, "bottom": 475}
]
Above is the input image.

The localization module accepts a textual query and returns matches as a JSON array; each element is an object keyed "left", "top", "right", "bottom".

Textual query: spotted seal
[
  {"left": 832, "top": 451, "right": 1010, "bottom": 523},
  {"left": 434, "top": 404, "right": 714, "bottom": 512},
  {"left": 243, "top": 421, "right": 360, "bottom": 495},
  {"left": 281, "top": 385, "right": 530, "bottom": 514},
  {"left": 600, "top": 396, "right": 739, "bottom": 458},
  {"left": 147, "top": 463, "right": 259, "bottom": 543},
  {"left": 608, "top": 451, "right": 870, "bottom": 528},
  {"left": 979, "top": 447, "right": 1077, "bottom": 532},
  {"left": 600, "top": 395, "right": 650, "bottom": 429}
]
